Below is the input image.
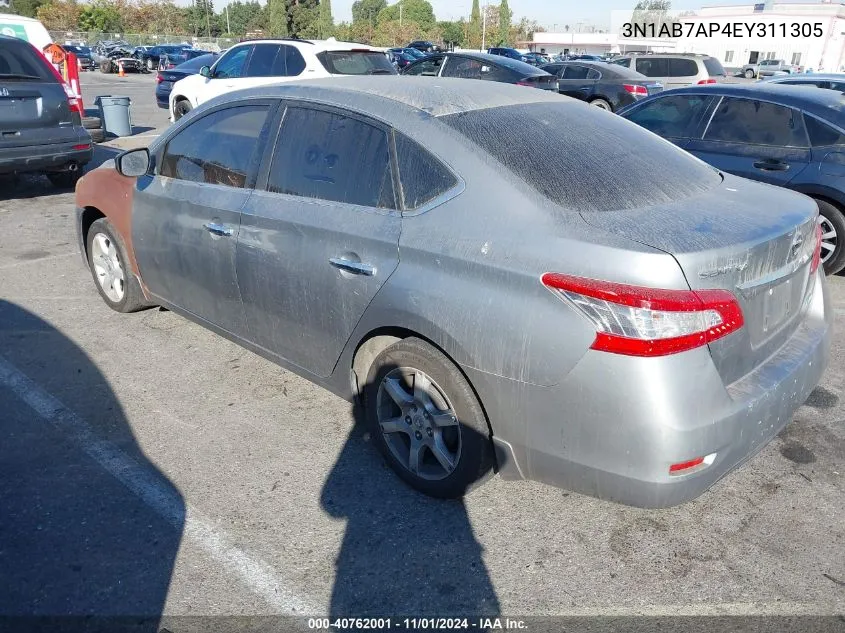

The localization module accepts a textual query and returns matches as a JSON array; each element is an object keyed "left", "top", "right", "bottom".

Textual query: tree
[
  {"left": 438, "top": 19, "right": 464, "bottom": 48},
  {"left": 509, "top": 17, "right": 543, "bottom": 48},
  {"left": 628, "top": 0, "right": 676, "bottom": 38},
  {"left": 467, "top": 0, "right": 481, "bottom": 50},
  {"left": 288, "top": 0, "right": 319, "bottom": 38},
  {"left": 6, "top": 0, "right": 44, "bottom": 18},
  {"left": 377, "top": 0, "right": 434, "bottom": 32},
  {"left": 36, "top": 0, "right": 80, "bottom": 31},
  {"left": 266, "top": 0, "right": 288, "bottom": 36},
  {"left": 498, "top": 0, "right": 512, "bottom": 46},
  {"left": 317, "top": 0, "right": 333, "bottom": 37},
  {"left": 78, "top": 1, "right": 123, "bottom": 32},
  {"left": 224, "top": 0, "right": 264, "bottom": 35},
  {"left": 351, "top": 0, "right": 385, "bottom": 27}
]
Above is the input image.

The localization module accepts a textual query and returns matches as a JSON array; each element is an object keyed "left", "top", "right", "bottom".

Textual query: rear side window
[
  {"left": 244, "top": 44, "right": 283, "bottom": 77},
  {"left": 703, "top": 57, "right": 726, "bottom": 77},
  {"left": 442, "top": 57, "right": 484, "bottom": 79},
  {"left": 0, "top": 41, "right": 56, "bottom": 81},
  {"left": 705, "top": 97, "right": 808, "bottom": 147},
  {"left": 160, "top": 105, "right": 269, "bottom": 188},
  {"left": 268, "top": 107, "right": 395, "bottom": 209},
  {"left": 316, "top": 51, "right": 396, "bottom": 75},
  {"left": 403, "top": 56, "right": 444, "bottom": 76},
  {"left": 636, "top": 58, "right": 668, "bottom": 77},
  {"left": 285, "top": 46, "right": 306, "bottom": 76},
  {"left": 668, "top": 58, "right": 698, "bottom": 77},
  {"left": 610, "top": 58, "right": 631, "bottom": 68},
  {"left": 805, "top": 115, "right": 845, "bottom": 147},
  {"left": 563, "top": 65, "right": 590, "bottom": 80},
  {"left": 442, "top": 102, "right": 720, "bottom": 212},
  {"left": 395, "top": 133, "right": 458, "bottom": 209},
  {"left": 624, "top": 94, "right": 711, "bottom": 138}
]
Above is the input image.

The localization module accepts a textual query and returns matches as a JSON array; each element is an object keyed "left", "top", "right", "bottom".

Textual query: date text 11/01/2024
[
  {"left": 622, "top": 21, "right": 824, "bottom": 38},
  {"left": 308, "top": 618, "right": 528, "bottom": 630}
]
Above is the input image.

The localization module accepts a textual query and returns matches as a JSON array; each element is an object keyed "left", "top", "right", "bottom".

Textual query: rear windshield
[
  {"left": 0, "top": 41, "right": 56, "bottom": 82},
  {"left": 440, "top": 102, "right": 720, "bottom": 211},
  {"left": 317, "top": 51, "right": 397, "bottom": 75},
  {"left": 595, "top": 63, "right": 649, "bottom": 80},
  {"left": 704, "top": 57, "right": 726, "bottom": 77}
]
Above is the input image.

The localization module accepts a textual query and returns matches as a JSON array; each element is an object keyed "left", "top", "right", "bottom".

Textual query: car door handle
[
  {"left": 753, "top": 159, "right": 790, "bottom": 172},
  {"left": 203, "top": 222, "right": 234, "bottom": 237},
  {"left": 329, "top": 257, "right": 376, "bottom": 276}
]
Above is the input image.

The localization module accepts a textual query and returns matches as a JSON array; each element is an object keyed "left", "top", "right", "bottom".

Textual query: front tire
[
  {"left": 364, "top": 337, "right": 495, "bottom": 498},
  {"left": 744, "top": 68, "right": 755, "bottom": 79},
  {"left": 173, "top": 99, "right": 192, "bottom": 121},
  {"left": 146, "top": 58, "right": 154, "bottom": 71},
  {"left": 815, "top": 199, "right": 845, "bottom": 275},
  {"left": 86, "top": 218, "right": 148, "bottom": 313}
]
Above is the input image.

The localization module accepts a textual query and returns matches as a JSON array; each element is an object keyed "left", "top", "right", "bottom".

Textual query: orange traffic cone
[{"left": 118, "top": 61, "right": 125, "bottom": 77}]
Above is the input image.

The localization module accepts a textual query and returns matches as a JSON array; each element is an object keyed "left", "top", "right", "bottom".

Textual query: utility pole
[
  {"left": 399, "top": 4, "right": 403, "bottom": 27},
  {"left": 481, "top": 1, "right": 487, "bottom": 51},
  {"left": 226, "top": 5, "right": 230, "bottom": 35},
  {"left": 206, "top": 0, "right": 211, "bottom": 38}
]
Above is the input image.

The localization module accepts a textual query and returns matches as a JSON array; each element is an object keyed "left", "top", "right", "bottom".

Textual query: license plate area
[{"left": 0, "top": 96, "right": 40, "bottom": 124}]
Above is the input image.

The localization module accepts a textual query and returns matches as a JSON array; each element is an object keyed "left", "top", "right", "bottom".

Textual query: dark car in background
[
  {"left": 567, "top": 54, "right": 604, "bottom": 62},
  {"left": 619, "top": 83, "right": 845, "bottom": 274},
  {"left": 763, "top": 73, "right": 845, "bottom": 92},
  {"left": 407, "top": 40, "right": 440, "bottom": 53},
  {"left": 158, "top": 48, "right": 212, "bottom": 70},
  {"left": 402, "top": 51, "right": 557, "bottom": 91},
  {"left": 523, "top": 52, "right": 552, "bottom": 66},
  {"left": 0, "top": 35, "right": 92, "bottom": 188},
  {"left": 541, "top": 60, "right": 663, "bottom": 111},
  {"left": 136, "top": 45, "right": 191, "bottom": 71},
  {"left": 155, "top": 53, "right": 219, "bottom": 109},
  {"left": 63, "top": 44, "right": 95, "bottom": 70},
  {"left": 488, "top": 47, "right": 527, "bottom": 62},
  {"left": 387, "top": 48, "right": 418, "bottom": 70}
]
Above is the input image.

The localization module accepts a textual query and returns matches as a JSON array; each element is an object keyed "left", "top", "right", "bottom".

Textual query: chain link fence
[{"left": 49, "top": 31, "right": 239, "bottom": 52}]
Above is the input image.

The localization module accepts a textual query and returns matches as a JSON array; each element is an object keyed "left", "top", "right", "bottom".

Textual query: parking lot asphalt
[{"left": 0, "top": 71, "right": 844, "bottom": 625}]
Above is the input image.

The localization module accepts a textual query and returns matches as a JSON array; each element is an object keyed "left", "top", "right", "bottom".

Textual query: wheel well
[
  {"left": 80, "top": 206, "right": 105, "bottom": 259},
  {"left": 810, "top": 194, "right": 844, "bottom": 213},
  {"left": 350, "top": 327, "right": 497, "bottom": 446}
]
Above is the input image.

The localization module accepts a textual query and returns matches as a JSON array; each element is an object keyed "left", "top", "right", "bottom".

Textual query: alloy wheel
[
  {"left": 376, "top": 367, "right": 461, "bottom": 481},
  {"left": 91, "top": 232, "right": 125, "bottom": 303},
  {"left": 819, "top": 214, "right": 838, "bottom": 265}
]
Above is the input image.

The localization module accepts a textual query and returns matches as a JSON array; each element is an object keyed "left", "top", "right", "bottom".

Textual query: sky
[{"left": 329, "top": 0, "right": 745, "bottom": 30}]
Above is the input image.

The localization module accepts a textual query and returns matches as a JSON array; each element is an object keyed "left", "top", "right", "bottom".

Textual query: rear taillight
[
  {"left": 156, "top": 72, "right": 164, "bottom": 83},
  {"left": 516, "top": 80, "right": 532, "bottom": 87},
  {"left": 623, "top": 83, "right": 648, "bottom": 96},
  {"left": 541, "top": 273, "right": 745, "bottom": 357},
  {"left": 697, "top": 78, "right": 717, "bottom": 84},
  {"left": 810, "top": 221, "right": 822, "bottom": 276},
  {"left": 40, "top": 49, "right": 84, "bottom": 115}
]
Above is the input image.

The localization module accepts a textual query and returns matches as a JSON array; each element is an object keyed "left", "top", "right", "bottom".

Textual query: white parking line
[{"left": 0, "top": 354, "right": 317, "bottom": 615}]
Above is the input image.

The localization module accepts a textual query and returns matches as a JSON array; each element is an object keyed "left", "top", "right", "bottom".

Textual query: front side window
[
  {"left": 636, "top": 57, "right": 669, "bottom": 77},
  {"left": 705, "top": 97, "right": 808, "bottom": 147},
  {"left": 624, "top": 94, "right": 710, "bottom": 138},
  {"left": 403, "top": 55, "right": 444, "bottom": 76},
  {"left": 394, "top": 133, "right": 458, "bottom": 209},
  {"left": 268, "top": 107, "right": 395, "bottom": 209},
  {"left": 668, "top": 58, "right": 698, "bottom": 77},
  {"left": 160, "top": 105, "right": 269, "bottom": 188},
  {"left": 213, "top": 46, "right": 251, "bottom": 79},
  {"left": 244, "top": 43, "right": 283, "bottom": 77}
]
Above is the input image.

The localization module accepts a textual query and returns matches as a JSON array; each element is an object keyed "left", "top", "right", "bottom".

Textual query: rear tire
[
  {"left": 173, "top": 99, "right": 192, "bottom": 121},
  {"left": 364, "top": 337, "right": 495, "bottom": 498},
  {"left": 589, "top": 97, "right": 613, "bottom": 111},
  {"left": 86, "top": 218, "right": 148, "bottom": 313},
  {"left": 100, "top": 59, "right": 112, "bottom": 74},
  {"left": 815, "top": 199, "right": 845, "bottom": 275},
  {"left": 744, "top": 68, "right": 755, "bottom": 79},
  {"left": 82, "top": 115, "right": 102, "bottom": 130},
  {"left": 88, "top": 128, "right": 106, "bottom": 143},
  {"left": 47, "top": 170, "right": 82, "bottom": 189}
]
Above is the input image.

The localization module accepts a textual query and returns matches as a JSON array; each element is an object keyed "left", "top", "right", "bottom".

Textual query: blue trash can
[{"left": 95, "top": 95, "right": 133, "bottom": 137}]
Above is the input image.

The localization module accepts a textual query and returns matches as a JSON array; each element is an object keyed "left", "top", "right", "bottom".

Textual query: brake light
[
  {"left": 72, "top": 143, "right": 91, "bottom": 150},
  {"left": 541, "top": 273, "right": 745, "bottom": 357},
  {"left": 810, "top": 222, "right": 822, "bottom": 275},
  {"left": 516, "top": 80, "right": 533, "bottom": 87},
  {"left": 623, "top": 83, "right": 648, "bottom": 96},
  {"left": 669, "top": 457, "right": 704, "bottom": 473},
  {"left": 697, "top": 78, "right": 717, "bottom": 84},
  {"left": 156, "top": 72, "right": 164, "bottom": 83},
  {"left": 39, "top": 49, "right": 84, "bottom": 115}
]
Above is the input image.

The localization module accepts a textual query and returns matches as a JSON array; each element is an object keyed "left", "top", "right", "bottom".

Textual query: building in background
[
  {"left": 674, "top": 2, "right": 845, "bottom": 72},
  {"left": 526, "top": 32, "right": 674, "bottom": 56}
]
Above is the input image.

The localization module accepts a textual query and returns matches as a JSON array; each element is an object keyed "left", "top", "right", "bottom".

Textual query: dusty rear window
[{"left": 440, "top": 102, "right": 720, "bottom": 211}]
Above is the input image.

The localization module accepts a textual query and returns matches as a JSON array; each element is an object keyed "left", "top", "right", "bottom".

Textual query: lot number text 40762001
[
  {"left": 622, "top": 21, "right": 824, "bottom": 38},
  {"left": 307, "top": 618, "right": 528, "bottom": 630}
]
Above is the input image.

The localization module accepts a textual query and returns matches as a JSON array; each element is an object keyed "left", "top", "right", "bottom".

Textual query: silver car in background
[{"left": 76, "top": 78, "right": 831, "bottom": 507}]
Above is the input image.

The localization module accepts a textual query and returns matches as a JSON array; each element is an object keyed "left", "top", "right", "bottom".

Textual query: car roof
[
  {"left": 230, "top": 38, "right": 381, "bottom": 54},
  {"left": 439, "top": 51, "right": 546, "bottom": 74},
  {"left": 766, "top": 73, "right": 845, "bottom": 82},
  {"left": 216, "top": 75, "right": 564, "bottom": 119},
  {"left": 660, "top": 82, "right": 845, "bottom": 122}
]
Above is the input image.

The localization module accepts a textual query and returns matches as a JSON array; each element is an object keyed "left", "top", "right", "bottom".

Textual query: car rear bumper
[
  {"left": 0, "top": 138, "right": 93, "bottom": 175},
  {"left": 469, "top": 270, "right": 832, "bottom": 508}
]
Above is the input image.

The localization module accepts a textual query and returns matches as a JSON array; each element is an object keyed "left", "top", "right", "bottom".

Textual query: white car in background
[{"left": 168, "top": 38, "right": 396, "bottom": 121}]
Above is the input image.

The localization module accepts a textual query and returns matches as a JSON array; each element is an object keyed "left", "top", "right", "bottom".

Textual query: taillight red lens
[
  {"left": 669, "top": 457, "right": 705, "bottom": 474},
  {"left": 156, "top": 72, "right": 164, "bottom": 83},
  {"left": 541, "top": 273, "right": 745, "bottom": 357},
  {"left": 72, "top": 143, "right": 91, "bottom": 150},
  {"left": 810, "top": 221, "right": 822, "bottom": 275},
  {"left": 516, "top": 80, "right": 532, "bottom": 87},
  {"left": 623, "top": 83, "right": 648, "bottom": 96},
  {"left": 697, "top": 78, "right": 717, "bottom": 84}
]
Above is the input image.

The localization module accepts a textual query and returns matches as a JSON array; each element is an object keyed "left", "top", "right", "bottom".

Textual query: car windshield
[
  {"left": 317, "top": 51, "right": 397, "bottom": 75},
  {"left": 441, "top": 102, "right": 720, "bottom": 211}
]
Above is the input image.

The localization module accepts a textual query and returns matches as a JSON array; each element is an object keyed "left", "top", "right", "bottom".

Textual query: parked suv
[
  {"left": 0, "top": 35, "right": 92, "bottom": 188},
  {"left": 168, "top": 38, "right": 396, "bottom": 121},
  {"left": 610, "top": 53, "right": 726, "bottom": 88},
  {"left": 742, "top": 59, "right": 803, "bottom": 79},
  {"left": 488, "top": 47, "right": 527, "bottom": 63}
]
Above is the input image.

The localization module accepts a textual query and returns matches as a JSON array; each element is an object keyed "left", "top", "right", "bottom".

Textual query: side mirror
[
  {"left": 115, "top": 148, "right": 150, "bottom": 178},
  {"left": 199, "top": 65, "right": 211, "bottom": 78}
]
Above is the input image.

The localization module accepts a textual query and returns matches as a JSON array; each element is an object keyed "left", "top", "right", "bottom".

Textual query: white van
[{"left": 0, "top": 14, "right": 52, "bottom": 51}]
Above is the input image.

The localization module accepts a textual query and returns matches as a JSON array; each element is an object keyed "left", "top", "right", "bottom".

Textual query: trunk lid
[
  {"left": 0, "top": 80, "right": 74, "bottom": 149},
  {"left": 580, "top": 175, "right": 818, "bottom": 384}
]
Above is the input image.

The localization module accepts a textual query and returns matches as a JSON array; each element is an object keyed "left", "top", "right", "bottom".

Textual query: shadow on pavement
[
  {"left": 0, "top": 300, "right": 184, "bottom": 630},
  {"left": 321, "top": 384, "right": 500, "bottom": 624}
]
